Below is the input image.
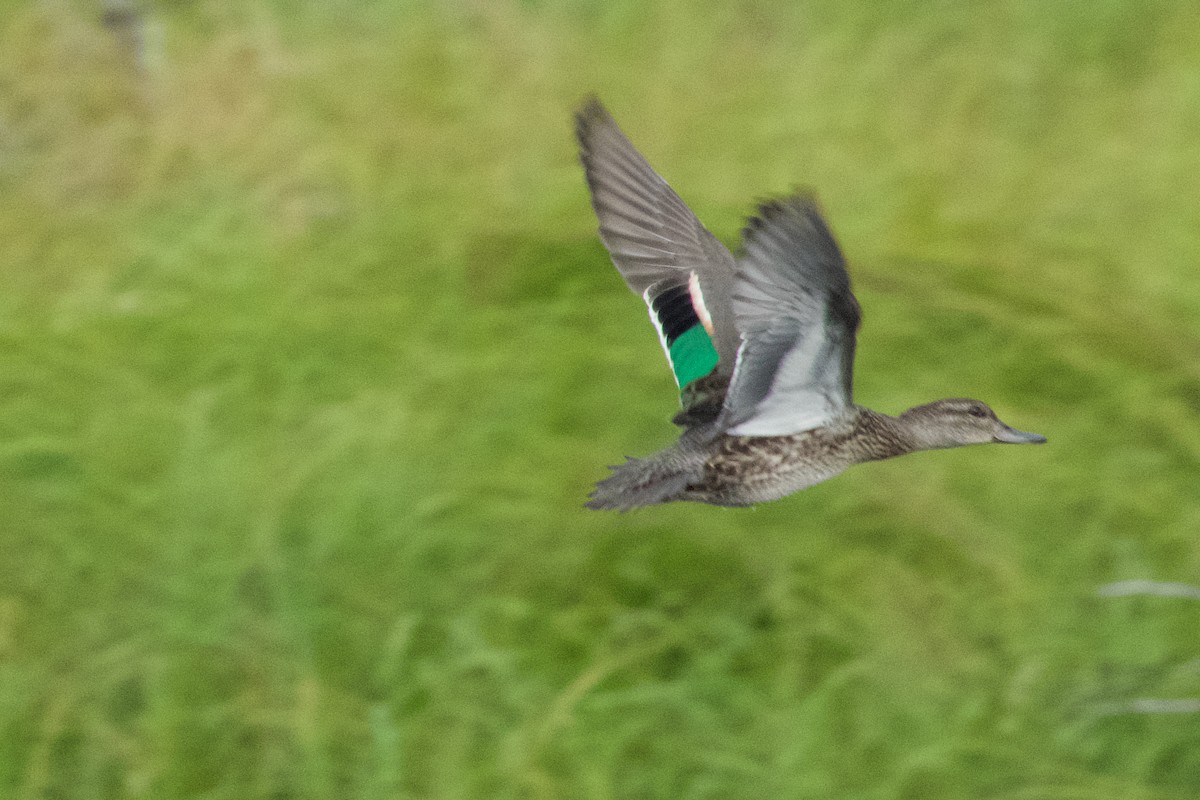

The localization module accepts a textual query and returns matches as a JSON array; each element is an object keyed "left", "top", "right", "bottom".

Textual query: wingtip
[
  {"left": 575, "top": 95, "right": 611, "bottom": 135},
  {"left": 749, "top": 190, "right": 821, "bottom": 222},
  {"left": 577, "top": 93, "right": 605, "bottom": 114},
  {"left": 740, "top": 190, "right": 831, "bottom": 247},
  {"left": 574, "top": 95, "right": 613, "bottom": 167}
]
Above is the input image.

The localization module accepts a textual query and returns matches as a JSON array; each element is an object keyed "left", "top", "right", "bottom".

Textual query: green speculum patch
[{"left": 669, "top": 325, "right": 719, "bottom": 389}]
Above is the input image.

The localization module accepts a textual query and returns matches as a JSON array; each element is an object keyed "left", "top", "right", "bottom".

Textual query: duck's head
[{"left": 899, "top": 398, "right": 1047, "bottom": 450}]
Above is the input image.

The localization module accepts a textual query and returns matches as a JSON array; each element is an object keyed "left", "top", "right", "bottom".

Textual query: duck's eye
[{"left": 967, "top": 406, "right": 988, "bottom": 418}]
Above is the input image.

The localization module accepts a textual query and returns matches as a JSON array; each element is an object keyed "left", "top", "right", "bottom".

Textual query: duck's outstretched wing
[
  {"left": 576, "top": 98, "right": 740, "bottom": 399},
  {"left": 721, "top": 195, "right": 861, "bottom": 436}
]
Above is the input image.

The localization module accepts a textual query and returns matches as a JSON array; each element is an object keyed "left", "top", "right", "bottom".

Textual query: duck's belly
[{"left": 684, "top": 433, "right": 852, "bottom": 507}]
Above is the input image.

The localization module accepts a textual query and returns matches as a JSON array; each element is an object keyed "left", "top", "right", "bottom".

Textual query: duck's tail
[{"left": 585, "top": 449, "right": 705, "bottom": 511}]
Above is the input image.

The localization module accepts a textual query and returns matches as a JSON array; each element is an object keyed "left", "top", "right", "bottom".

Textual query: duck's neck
[{"left": 852, "top": 408, "right": 921, "bottom": 461}]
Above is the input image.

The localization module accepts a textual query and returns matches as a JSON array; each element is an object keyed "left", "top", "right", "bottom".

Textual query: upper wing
[
  {"left": 721, "top": 195, "right": 862, "bottom": 436},
  {"left": 575, "top": 98, "right": 741, "bottom": 391}
]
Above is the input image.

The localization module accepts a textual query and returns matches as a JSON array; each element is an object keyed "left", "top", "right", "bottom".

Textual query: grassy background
[{"left": 3, "top": 1, "right": 1200, "bottom": 797}]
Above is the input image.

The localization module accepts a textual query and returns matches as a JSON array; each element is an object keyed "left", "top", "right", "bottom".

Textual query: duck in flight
[{"left": 576, "top": 98, "right": 1046, "bottom": 511}]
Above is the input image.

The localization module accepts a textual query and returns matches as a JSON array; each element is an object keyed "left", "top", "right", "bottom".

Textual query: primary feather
[{"left": 575, "top": 98, "right": 741, "bottom": 375}]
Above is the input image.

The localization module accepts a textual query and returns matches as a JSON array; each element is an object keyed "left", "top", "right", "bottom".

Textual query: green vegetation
[{"left": 2, "top": 1, "right": 1200, "bottom": 797}]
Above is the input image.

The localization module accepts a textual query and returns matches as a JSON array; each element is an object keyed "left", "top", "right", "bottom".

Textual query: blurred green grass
[{"left": 2, "top": 1, "right": 1200, "bottom": 797}]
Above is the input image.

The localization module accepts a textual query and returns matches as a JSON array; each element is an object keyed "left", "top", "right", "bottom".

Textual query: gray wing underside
[
  {"left": 722, "top": 195, "right": 862, "bottom": 436},
  {"left": 575, "top": 98, "right": 740, "bottom": 370}
]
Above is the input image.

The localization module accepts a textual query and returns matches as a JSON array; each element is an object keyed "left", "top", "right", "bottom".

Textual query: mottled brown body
[
  {"left": 588, "top": 396, "right": 1044, "bottom": 510},
  {"left": 686, "top": 408, "right": 914, "bottom": 505},
  {"left": 672, "top": 371, "right": 729, "bottom": 427}
]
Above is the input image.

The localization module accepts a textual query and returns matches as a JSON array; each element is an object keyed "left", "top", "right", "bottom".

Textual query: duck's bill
[{"left": 994, "top": 425, "right": 1047, "bottom": 444}]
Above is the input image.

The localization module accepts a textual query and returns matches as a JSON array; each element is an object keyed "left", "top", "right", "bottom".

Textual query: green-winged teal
[{"left": 576, "top": 99, "right": 1046, "bottom": 510}]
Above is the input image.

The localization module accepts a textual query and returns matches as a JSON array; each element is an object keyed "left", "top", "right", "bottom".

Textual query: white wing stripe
[{"left": 642, "top": 285, "right": 678, "bottom": 386}]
